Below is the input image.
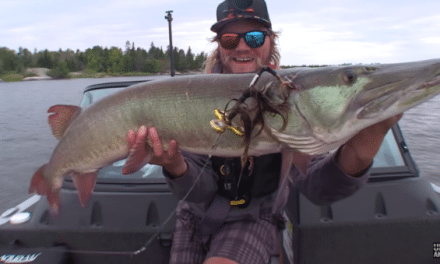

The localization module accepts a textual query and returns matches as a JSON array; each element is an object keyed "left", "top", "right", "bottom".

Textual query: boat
[{"left": 0, "top": 80, "right": 439, "bottom": 264}]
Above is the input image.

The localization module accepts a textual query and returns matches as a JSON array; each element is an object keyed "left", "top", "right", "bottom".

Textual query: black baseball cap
[{"left": 211, "top": 0, "right": 271, "bottom": 33}]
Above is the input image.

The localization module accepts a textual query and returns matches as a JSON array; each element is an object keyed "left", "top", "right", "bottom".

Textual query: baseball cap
[{"left": 211, "top": 0, "right": 271, "bottom": 33}]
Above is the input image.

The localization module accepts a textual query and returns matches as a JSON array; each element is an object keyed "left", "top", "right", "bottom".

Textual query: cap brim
[{"left": 211, "top": 17, "right": 271, "bottom": 33}]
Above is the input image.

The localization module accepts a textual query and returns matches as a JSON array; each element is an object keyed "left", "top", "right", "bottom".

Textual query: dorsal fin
[{"left": 48, "top": 105, "right": 81, "bottom": 140}]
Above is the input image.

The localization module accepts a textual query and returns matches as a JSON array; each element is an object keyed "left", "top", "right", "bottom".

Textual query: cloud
[
  {"left": 422, "top": 37, "right": 440, "bottom": 45},
  {"left": 1, "top": 0, "right": 439, "bottom": 64},
  {"left": 277, "top": 22, "right": 401, "bottom": 65},
  {"left": 272, "top": 2, "right": 440, "bottom": 65},
  {"left": 107, "top": 0, "right": 183, "bottom": 10}
]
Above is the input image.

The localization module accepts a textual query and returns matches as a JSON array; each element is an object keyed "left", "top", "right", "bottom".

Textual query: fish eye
[{"left": 343, "top": 70, "right": 357, "bottom": 85}]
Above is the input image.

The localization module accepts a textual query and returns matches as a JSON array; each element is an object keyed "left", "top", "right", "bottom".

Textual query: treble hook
[{"left": 210, "top": 109, "right": 244, "bottom": 137}]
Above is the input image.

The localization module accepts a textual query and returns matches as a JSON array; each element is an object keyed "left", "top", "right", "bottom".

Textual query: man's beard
[{"left": 221, "top": 55, "right": 265, "bottom": 74}]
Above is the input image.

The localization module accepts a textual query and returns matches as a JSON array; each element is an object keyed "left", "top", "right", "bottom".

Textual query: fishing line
[
  {"left": 131, "top": 133, "right": 222, "bottom": 257},
  {"left": 51, "top": 134, "right": 223, "bottom": 257}
]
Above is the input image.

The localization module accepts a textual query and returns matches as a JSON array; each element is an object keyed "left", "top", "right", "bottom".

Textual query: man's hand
[
  {"left": 337, "top": 114, "right": 403, "bottom": 176},
  {"left": 124, "top": 126, "right": 187, "bottom": 178}
]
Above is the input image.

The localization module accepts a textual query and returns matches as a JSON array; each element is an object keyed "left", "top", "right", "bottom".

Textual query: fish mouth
[{"left": 357, "top": 65, "right": 440, "bottom": 119}]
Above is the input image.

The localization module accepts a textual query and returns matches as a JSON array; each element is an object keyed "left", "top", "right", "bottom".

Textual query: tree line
[{"left": 0, "top": 41, "right": 207, "bottom": 78}]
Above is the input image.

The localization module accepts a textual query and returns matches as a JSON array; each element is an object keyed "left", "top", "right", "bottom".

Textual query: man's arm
[
  {"left": 337, "top": 114, "right": 402, "bottom": 176},
  {"left": 296, "top": 114, "right": 402, "bottom": 205},
  {"left": 296, "top": 151, "right": 370, "bottom": 206}
]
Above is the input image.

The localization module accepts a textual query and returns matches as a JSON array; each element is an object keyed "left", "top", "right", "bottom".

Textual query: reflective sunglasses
[{"left": 219, "top": 31, "right": 269, "bottom": 50}]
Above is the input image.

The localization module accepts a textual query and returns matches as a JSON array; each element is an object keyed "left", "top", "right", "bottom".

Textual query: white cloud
[
  {"left": 272, "top": 1, "right": 440, "bottom": 65},
  {"left": 421, "top": 37, "right": 440, "bottom": 45},
  {"left": 276, "top": 21, "right": 401, "bottom": 65},
  {"left": 107, "top": 0, "right": 183, "bottom": 10}
]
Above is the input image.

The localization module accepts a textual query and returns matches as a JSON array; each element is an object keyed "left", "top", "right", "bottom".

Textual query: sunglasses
[{"left": 219, "top": 31, "right": 269, "bottom": 50}]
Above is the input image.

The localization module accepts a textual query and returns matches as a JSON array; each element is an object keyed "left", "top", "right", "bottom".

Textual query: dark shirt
[{"left": 164, "top": 150, "right": 370, "bottom": 221}]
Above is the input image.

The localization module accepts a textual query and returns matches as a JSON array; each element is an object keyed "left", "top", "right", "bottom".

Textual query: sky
[{"left": 1, "top": 0, "right": 439, "bottom": 66}]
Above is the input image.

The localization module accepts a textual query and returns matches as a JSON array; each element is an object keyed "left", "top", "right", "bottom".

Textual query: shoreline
[
  {"left": 0, "top": 68, "right": 203, "bottom": 82},
  {"left": 22, "top": 76, "right": 53, "bottom": 81}
]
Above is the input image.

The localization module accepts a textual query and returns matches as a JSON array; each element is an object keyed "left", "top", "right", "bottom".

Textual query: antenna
[{"left": 165, "top": 11, "right": 175, "bottom": 77}]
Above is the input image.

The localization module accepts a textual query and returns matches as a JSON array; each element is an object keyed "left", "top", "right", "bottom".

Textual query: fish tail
[{"left": 29, "top": 164, "right": 60, "bottom": 214}]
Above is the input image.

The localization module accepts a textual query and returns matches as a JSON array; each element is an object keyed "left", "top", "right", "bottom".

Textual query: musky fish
[{"left": 29, "top": 59, "right": 440, "bottom": 212}]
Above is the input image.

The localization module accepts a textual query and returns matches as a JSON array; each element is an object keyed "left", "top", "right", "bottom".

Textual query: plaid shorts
[{"left": 169, "top": 202, "right": 282, "bottom": 264}]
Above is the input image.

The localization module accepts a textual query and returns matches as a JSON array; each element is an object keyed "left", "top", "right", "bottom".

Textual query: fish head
[
  {"left": 274, "top": 66, "right": 378, "bottom": 138},
  {"left": 268, "top": 59, "right": 440, "bottom": 154},
  {"left": 353, "top": 59, "right": 440, "bottom": 120}
]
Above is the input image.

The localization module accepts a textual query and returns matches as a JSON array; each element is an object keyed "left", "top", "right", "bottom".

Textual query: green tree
[
  {"left": 108, "top": 47, "right": 124, "bottom": 73},
  {"left": 194, "top": 52, "right": 206, "bottom": 70},
  {"left": 47, "top": 61, "right": 70, "bottom": 79},
  {"left": 176, "top": 49, "right": 188, "bottom": 72},
  {"left": 66, "top": 50, "right": 83, "bottom": 72},
  {"left": 0, "top": 42, "right": 210, "bottom": 76},
  {"left": 122, "top": 54, "right": 132, "bottom": 73},
  {"left": 85, "top": 46, "right": 104, "bottom": 72},
  {"left": 125, "top": 41, "right": 131, "bottom": 54},
  {"left": 17, "top": 47, "right": 33, "bottom": 69},
  {"left": 143, "top": 59, "right": 159, "bottom": 73},
  {"left": 75, "top": 49, "right": 86, "bottom": 69},
  {"left": 133, "top": 47, "right": 147, "bottom": 72},
  {"left": 36, "top": 49, "right": 54, "bottom": 69},
  {"left": 120, "top": 41, "right": 134, "bottom": 72},
  {"left": 148, "top": 42, "right": 165, "bottom": 60},
  {"left": 185, "top": 47, "right": 194, "bottom": 70},
  {"left": 51, "top": 48, "right": 63, "bottom": 68},
  {"left": 0, "top": 47, "right": 18, "bottom": 71}
]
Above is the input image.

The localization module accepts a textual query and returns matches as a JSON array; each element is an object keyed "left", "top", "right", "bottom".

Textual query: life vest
[{"left": 211, "top": 153, "right": 281, "bottom": 208}]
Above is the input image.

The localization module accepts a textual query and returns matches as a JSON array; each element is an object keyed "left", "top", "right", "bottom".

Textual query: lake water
[{"left": 0, "top": 76, "right": 439, "bottom": 214}]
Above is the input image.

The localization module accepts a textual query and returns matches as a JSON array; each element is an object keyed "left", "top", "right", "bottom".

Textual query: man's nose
[{"left": 235, "top": 37, "right": 249, "bottom": 51}]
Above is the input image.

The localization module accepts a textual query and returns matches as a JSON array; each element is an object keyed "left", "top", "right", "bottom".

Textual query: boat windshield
[
  {"left": 371, "top": 130, "right": 405, "bottom": 168},
  {"left": 81, "top": 88, "right": 124, "bottom": 108}
]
